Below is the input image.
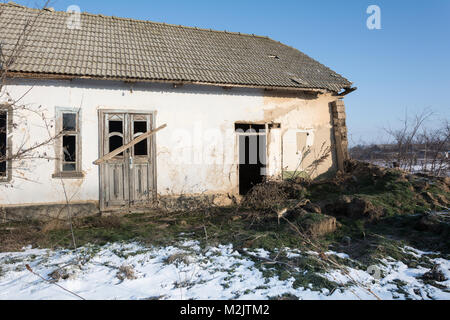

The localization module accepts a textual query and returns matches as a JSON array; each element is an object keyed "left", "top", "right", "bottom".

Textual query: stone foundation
[
  {"left": 1, "top": 201, "right": 100, "bottom": 223},
  {"left": 0, "top": 193, "right": 238, "bottom": 223}
]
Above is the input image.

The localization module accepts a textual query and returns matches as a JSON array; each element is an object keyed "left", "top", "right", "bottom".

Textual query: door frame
[
  {"left": 235, "top": 123, "right": 269, "bottom": 195},
  {"left": 98, "top": 109, "right": 157, "bottom": 211}
]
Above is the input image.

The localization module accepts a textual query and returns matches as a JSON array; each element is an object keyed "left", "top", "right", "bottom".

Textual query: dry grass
[
  {"left": 165, "top": 253, "right": 193, "bottom": 266},
  {"left": 0, "top": 221, "right": 45, "bottom": 252},
  {"left": 116, "top": 265, "right": 137, "bottom": 281},
  {"left": 73, "top": 215, "right": 123, "bottom": 229},
  {"left": 41, "top": 220, "right": 70, "bottom": 233},
  {"left": 242, "top": 181, "right": 289, "bottom": 212}
]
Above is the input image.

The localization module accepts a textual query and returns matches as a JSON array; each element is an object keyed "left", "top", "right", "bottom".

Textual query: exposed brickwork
[{"left": 331, "top": 99, "right": 349, "bottom": 171}]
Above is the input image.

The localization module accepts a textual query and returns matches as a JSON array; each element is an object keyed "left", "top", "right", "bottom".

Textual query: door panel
[
  {"left": 100, "top": 111, "right": 155, "bottom": 210},
  {"left": 103, "top": 113, "right": 128, "bottom": 208},
  {"left": 130, "top": 164, "right": 150, "bottom": 204},
  {"left": 106, "top": 162, "right": 128, "bottom": 206},
  {"left": 129, "top": 114, "right": 153, "bottom": 206}
]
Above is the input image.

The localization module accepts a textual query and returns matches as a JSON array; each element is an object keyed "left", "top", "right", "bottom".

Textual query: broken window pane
[
  {"left": 109, "top": 119, "right": 124, "bottom": 156},
  {"left": 62, "top": 113, "right": 77, "bottom": 131},
  {"left": 134, "top": 140, "right": 148, "bottom": 156},
  {"left": 0, "top": 111, "right": 6, "bottom": 175},
  {"left": 134, "top": 121, "right": 147, "bottom": 134},
  {"left": 109, "top": 121, "right": 123, "bottom": 134},
  {"left": 62, "top": 135, "right": 76, "bottom": 172},
  {"left": 134, "top": 121, "right": 148, "bottom": 156},
  {"left": 63, "top": 135, "right": 76, "bottom": 162},
  {"left": 109, "top": 135, "right": 123, "bottom": 156}
]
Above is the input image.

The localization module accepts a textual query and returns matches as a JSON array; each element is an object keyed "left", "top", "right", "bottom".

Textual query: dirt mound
[
  {"left": 415, "top": 212, "right": 450, "bottom": 235},
  {"left": 293, "top": 212, "right": 337, "bottom": 237},
  {"left": 344, "top": 159, "right": 388, "bottom": 178},
  {"left": 265, "top": 206, "right": 336, "bottom": 238},
  {"left": 242, "top": 181, "right": 290, "bottom": 212},
  {"left": 242, "top": 180, "right": 307, "bottom": 213},
  {"left": 241, "top": 159, "right": 449, "bottom": 233},
  {"left": 321, "top": 196, "right": 384, "bottom": 222}
]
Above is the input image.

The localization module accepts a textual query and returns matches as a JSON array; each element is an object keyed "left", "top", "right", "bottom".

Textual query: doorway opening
[{"left": 235, "top": 123, "right": 267, "bottom": 195}]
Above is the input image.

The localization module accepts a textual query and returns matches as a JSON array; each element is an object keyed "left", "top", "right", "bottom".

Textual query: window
[
  {"left": 0, "top": 106, "right": 11, "bottom": 182},
  {"left": 53, "top": 108, "right": 83, "bottom": 178}
]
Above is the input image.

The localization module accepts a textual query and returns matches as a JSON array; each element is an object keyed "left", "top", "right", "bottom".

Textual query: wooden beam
[{"left": 93, "top": 124, "right": 167, "bottom": 165}]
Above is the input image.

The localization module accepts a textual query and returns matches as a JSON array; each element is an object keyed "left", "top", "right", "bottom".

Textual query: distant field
[{"left": 355, "top": 159, "right": 449, "bottom": 177}]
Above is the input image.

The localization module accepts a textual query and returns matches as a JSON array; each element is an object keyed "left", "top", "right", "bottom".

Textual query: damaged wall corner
[{"left": 331, "top": 99, "right": 350, "bottom": 172}]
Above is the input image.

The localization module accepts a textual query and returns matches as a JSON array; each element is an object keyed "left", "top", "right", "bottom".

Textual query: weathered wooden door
[{"left": 99, "top": 111, "right": 155, "bottom": 211}]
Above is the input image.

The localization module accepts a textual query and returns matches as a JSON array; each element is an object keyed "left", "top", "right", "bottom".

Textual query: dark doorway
[{"left": 236, "top": 124, "right": 267, "bottom": 195}]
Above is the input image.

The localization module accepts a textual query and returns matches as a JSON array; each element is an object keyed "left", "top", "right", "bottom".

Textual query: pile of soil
[{"left": 241, "top": 160, "right": 450, "bottom": 237}]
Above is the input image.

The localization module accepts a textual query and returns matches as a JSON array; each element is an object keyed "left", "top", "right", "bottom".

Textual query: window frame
[
  {"left": 0, "top": 104, "right": 12, "bottom": 183},
  {"left": 53, "top": 107, "right": 84, "bottom": 179}
]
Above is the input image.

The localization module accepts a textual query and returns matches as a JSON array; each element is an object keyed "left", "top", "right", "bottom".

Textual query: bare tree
[
  {"left": 415, "top": 119, "right": 449, "bottom": 176},
  {"left": 383, "top": 109, "right": 433, "bottom": 172},
  {"left": 0, "top": 1, "right": 62, "bottom": 184},
  {"left": 350, "top": 109, "right": 449, "bottom": 177}
]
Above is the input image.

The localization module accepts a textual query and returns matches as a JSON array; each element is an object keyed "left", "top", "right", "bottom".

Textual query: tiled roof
[{"left": 0, "top": 3, "right": 352, "bottom": 92}]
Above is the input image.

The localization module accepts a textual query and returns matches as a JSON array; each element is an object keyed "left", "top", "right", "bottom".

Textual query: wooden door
[
  {"left": 99, "top": 111, "right": 155, "bottom": 211},
  {"left": 128, "top": 113, "right": 155, "bottom": 207}
]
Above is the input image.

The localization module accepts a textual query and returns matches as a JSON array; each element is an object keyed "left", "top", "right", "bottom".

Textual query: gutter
[{"left": 337, "top": 87, "right": 357, "bottom": 97}]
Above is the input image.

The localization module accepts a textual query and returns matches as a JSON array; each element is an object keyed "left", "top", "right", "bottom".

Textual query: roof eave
[
  {"left": 336, "top": 86, "right": 357, "bottom": 97},
  {"left": 7, "top": 71, "right": 337, "bottom": 94}
]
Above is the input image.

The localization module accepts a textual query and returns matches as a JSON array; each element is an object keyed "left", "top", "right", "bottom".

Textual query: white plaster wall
[
  {"left": 261, "top": 92, "right": 338, "bottom": 178},
  {"left": 282, "top": 128, "right": 315, "bottom": 172},
  {"left": 0, "top": 79, "right": 339, "bottom": 206}
]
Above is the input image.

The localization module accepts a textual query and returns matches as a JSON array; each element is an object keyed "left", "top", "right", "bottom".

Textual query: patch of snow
[
  {"left": 244, "top": 248, "right": 271, "bottom": 259},
  {"left": 402, "top": 246, "right": 437, "bottom": 258},
  {"left": 0, "top": 241, "right": 448, "bottom": 300},
  {"left": 325, "top": 251, "right": 350, "bottom": 260}
]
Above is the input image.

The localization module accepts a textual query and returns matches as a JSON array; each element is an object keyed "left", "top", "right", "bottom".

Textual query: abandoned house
[{"left": 0, "top": 3, "right": 355, "bottom": 219}]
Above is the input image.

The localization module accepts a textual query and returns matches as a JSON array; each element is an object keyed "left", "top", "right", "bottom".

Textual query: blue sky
[{"left": 15, "top": 0, "right": 450, "bottom": 145}]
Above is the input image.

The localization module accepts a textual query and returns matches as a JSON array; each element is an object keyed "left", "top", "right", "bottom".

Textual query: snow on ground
[{"left": 0, "top": 240, "right": 449, "bottom": 300}]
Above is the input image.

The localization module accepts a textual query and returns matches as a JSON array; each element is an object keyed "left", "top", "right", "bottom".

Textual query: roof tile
[{"left": 0, "top": 3, "right": 352, "bottom": 92}]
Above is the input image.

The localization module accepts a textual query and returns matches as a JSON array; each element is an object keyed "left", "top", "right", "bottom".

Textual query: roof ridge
[{"left": 1, "top": 2, "right": 270, "bottom": 40}]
